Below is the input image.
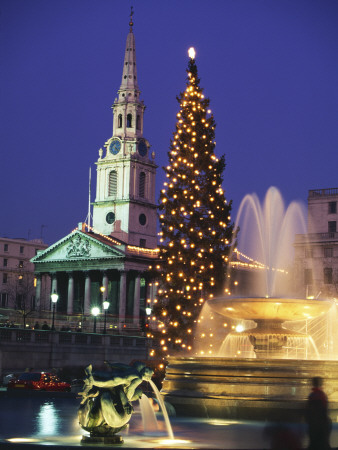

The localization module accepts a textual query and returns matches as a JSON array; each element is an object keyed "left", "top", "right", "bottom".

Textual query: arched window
[
  {"left": 118, "top": 114, "right": 122, "bottom": 128},
  {"left": 139, "top": 172, "right": 146, "bottom": 198},
  {"left": 127, "top": 114, "right": 132, "bottom": 128},
  {"left": 136, "top": 115, "right": 141, "bottom": 130},
  {"left": 108, "top": 170, "right": 117, "bottom": 197}
]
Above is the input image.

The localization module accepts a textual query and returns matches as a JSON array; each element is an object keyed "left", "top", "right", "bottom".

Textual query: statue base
[{"left": 81, "top": 434, "right": 123, "bottom": 445}]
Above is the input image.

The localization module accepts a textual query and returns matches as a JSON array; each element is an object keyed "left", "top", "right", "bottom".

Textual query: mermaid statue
[{"left": 78, "top": 360, "right": 153, "bottom": 443}]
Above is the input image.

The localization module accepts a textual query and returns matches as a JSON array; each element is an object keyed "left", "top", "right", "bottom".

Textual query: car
[
  {"left": 7, "top": 372, "right": 71, "bottom": 392},
  {"left": 2, "top": 373, "right": 16, "bottom": 386}
]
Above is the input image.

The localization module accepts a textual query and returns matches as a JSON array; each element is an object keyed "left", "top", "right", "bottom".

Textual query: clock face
[
  {"left": 106, "top": 212, "right": 115, "bottom": 224},
  {"left": 109, "top": 138, "right": 121, "bottom": 155},
  {"left": 138, "top": 139, "right": 147, "bottom": 157}
]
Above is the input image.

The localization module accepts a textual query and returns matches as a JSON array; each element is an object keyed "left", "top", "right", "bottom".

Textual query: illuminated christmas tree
[{"left": 152, "top": 48, "right": 235, "bottom": 356}]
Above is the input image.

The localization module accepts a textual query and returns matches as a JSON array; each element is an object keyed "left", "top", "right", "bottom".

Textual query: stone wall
[{"left": 0, "top": 328, "right": 150, "bottom": 377}]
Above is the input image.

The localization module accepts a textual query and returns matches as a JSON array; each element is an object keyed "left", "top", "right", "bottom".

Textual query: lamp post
[
  {"left": 50, "top": 290, "right": 59, "bottom": 330},
  {"left": 91, "top": 307, "right": 100, "bottom": 333},
  {"left": 103, "top": 300, "right": 110, "bottom": 334},
  {"left": 145, "top": 305, "right": 152, "bottom": 332}
]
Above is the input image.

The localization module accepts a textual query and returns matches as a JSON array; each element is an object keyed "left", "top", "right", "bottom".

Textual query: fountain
[
  {"left": 161, "top": 187, "right": 338, "bottom": 421},
  {"left": 77, "top": 361, "right": 174, "bottom": 444}
]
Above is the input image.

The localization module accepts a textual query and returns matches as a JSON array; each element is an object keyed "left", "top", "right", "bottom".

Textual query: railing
[
  {"left": 309, "top": 188, "right": 338, "bottom": 197},
  {"left": 295, "top": 232, "right": 338, "bottom": 243},
  {"left": 0, "top": 327, "right": 150, "bottom": 348}
]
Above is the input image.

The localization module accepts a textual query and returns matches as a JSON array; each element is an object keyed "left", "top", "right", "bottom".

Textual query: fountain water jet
[{"left": 162, "top": 187, "right": 338, "bottom": 421}]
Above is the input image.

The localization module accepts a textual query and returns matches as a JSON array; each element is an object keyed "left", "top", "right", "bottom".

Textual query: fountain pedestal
[
  {"left": 244, "top": 320, "right": 306, "bottom": 359},
  {"left": 81, "top": 434, "right": 124, "bottom": 445}
]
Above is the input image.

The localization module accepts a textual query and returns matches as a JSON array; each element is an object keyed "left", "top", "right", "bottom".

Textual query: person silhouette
[{"left": 305, "top": 376, "right": 331, "bottom": 450}]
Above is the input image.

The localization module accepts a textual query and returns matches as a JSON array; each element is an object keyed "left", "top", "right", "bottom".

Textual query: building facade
[
  {"left": 294, "top": 188, "right": 338, "bottom": 298},
  {"left": 0, "top": 237, "right": 49, "bottom": 314},
  {"left": 31, "top": 15, "right": 158, "bottom": 332}
]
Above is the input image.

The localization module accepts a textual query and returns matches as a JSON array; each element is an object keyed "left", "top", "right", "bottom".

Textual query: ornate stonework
[{"left": 66, "top": 235, "right": 91, "bottom": 258}]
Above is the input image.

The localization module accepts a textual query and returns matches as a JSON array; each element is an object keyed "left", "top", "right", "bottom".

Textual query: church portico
[{"left": 32, "top": 225, "right": 158, "bottom": 331}]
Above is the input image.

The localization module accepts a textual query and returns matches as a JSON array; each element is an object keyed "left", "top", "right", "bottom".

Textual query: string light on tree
[{"left": 150, "top": 45, "right": 236, "bottom": 358}]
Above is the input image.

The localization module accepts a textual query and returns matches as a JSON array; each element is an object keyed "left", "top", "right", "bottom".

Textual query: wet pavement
[{"left": 0, "top": 392, "right": 338, "bottom": 449}]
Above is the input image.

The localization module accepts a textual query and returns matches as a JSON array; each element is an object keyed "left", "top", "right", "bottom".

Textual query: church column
[
  {"left": 84, "top": 272, "right": 91, "bottom": 314},
  {"left": 118, "top": 270, "right": 127, "bottom": 330},
  {"left": 51, "top": 273, "right": 58, "bottom": 295},
  {"left": 102, "top": 271, "right": 109, "bottom": 302},
  {"left": 67, "top": 273, "right": 74, "bottom": 314},
  {"left": 133, "top": 272, "right": 141, "bottom": 326},
  {"left": 35, "top": 274, "right": 42, "bottom": 310}
]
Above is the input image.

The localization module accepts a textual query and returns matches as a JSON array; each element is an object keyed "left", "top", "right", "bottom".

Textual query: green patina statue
[{"left": 78, "top": 361, "right": 153, "bottom": 443}]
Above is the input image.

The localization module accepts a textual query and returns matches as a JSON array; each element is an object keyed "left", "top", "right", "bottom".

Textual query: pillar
[
  {"left": 35, "top": 274, "right": 42, "bottom": 310},
  {"left": 102, "top": 271, "right": 109, "bottom": 301},
  {"left": 51, "top": 274, "right": 58, "bottom": 296},
  {"left": 84, "top": 272, "right": 91, "bottom": 314},
  {"left": 49, "top": 273, "right": 58, "bottom": 311},
  {"left": 133, "top": 272, "right": 141, "bottom": 326},
  {"left": 67, "top": 273, "right": 74, "bottom": 314},
  {"left": 119, "top": 271, "right": 127, "bottom": 330}
]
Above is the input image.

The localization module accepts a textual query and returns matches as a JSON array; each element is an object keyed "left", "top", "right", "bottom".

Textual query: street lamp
[
  {"left": 50, "top": 290, "right": 59, "bottom": 330},
  {"left": 91, "top": 306, "right": 100, "bottom": 333},
  {"left": 103, "top": 300, "right": 110, "bottom": 334}
]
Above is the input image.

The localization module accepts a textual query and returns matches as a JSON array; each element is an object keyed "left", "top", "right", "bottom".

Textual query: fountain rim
[
  {"left": 206, "top": 296, "right": 333, "bottom": 322},
  {"left": 208, "top": 296, "right": 333, "bottom": 304}
]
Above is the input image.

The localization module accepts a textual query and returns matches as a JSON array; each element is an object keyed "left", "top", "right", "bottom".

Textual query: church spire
[
  {"left": 120, "top": 7, "right": 139, "bottom": 91},
  {"left": 129, "top": 6, "right": 134, "bottom": 32}
]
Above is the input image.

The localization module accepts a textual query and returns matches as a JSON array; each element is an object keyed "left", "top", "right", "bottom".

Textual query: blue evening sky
[{"left": 1, "top": 0, "right": 338, "bottom": 245}]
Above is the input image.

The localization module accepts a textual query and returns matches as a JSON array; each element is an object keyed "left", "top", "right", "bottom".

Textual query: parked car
[
  {"left": 7, "top": 372, "right": 71, "bottom": 392},
  {"left": 2, "top": 373, "right": 16, "bottom": 386}
]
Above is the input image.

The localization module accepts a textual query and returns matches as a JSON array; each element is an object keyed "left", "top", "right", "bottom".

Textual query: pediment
[{"left": 32, "top": 230, "right": 125, "bottom": 263}]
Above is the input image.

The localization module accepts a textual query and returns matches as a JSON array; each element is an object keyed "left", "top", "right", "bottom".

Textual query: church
[{"left": 31, "top": 13, "right": 158, "bottom": 333}]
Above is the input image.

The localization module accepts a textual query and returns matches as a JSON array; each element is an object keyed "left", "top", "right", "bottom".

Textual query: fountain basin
[
  {"left": 207, "top": 297, "right": 333, "bottom": 358},
  {"left": 208, "top": 297, "right": 333, "bottom": 322},
  {"left": 162, "top": 357, "right": 338, "bottom": 422}
]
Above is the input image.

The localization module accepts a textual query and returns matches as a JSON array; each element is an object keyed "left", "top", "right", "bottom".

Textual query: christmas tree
[{"left": 152, "top": 48, "right": 235, "bottom": 357}]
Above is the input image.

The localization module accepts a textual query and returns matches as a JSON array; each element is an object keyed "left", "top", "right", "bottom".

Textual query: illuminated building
[
  {"left": 294, "top": 188, "right": 338, "bottom": 298},
  {"left": 31, "top": 13, "right": 158, "bottom": 332},
  {"left": 0, "top": 237, "right": 49, "bottom": 314}
]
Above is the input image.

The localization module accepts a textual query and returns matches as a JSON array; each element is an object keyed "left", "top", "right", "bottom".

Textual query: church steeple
[
  {"left": 111, "top": 9, "right": 144, "bottom": 140},
  {"left": 119, "top": 7, "right": 139, "bottom": 91},
  {"left": 92, "top": 10, "right": 157, "bottom": 249}
]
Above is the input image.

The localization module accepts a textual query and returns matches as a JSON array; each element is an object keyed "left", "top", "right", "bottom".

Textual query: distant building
[
  {"left": 0, "top": 237, "right": 49, "bottom": 313},
  {"left": 31, "top": 15, "right": 158, "bottom": 332},
  {"left": 294, "top": 188, "right": 338, "bottom": 298}
]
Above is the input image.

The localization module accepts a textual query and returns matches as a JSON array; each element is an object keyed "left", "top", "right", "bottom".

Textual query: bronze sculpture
[{"left": 78, "top": 361, "right": 153, "bottom": 443}]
